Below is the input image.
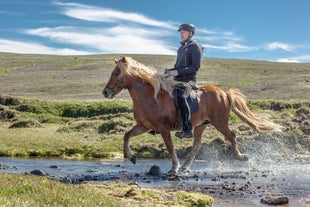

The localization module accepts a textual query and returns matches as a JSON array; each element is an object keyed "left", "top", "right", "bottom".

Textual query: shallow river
[{"left": 1, "top": 157, "right": 309, "bottom": 207}]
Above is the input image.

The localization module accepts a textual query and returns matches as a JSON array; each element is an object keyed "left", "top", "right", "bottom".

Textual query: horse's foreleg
[
  {"left": 180, "top": 124, "right": 206, "bottom": 172},
  {"left": 161, "top": 131, "right": 179, "bottom": 175},
  {"left": 123, "top": 124, "right": 148, "bottom": 164}
]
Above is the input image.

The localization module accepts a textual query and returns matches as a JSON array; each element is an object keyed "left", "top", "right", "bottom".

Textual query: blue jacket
[{"left": 174, "top": 38, "right": 203, "bottom": 83}]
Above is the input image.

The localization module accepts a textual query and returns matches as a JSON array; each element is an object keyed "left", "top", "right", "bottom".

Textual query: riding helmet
[{"left": 178, "top": 23, "right": 195, "bottom": 34}]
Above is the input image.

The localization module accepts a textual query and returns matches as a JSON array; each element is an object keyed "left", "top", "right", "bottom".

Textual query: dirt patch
[
  {"left": 0, "top": 105, "right": 17, "bottom": 121},
  {"left": 293, "top": 106, "right": 310, "bottom": 135},
  {"left": 9, "top": 119, "right": 42, "bottom": 128}
]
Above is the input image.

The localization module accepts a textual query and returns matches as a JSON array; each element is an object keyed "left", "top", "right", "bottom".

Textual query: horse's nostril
[{"left": 102, "top": 89, "right": 107, "bottom": 97}]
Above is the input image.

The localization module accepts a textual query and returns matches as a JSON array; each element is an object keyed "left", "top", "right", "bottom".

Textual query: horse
[{"left": 102, "top": 56, "right": 281, "bottom": 174}]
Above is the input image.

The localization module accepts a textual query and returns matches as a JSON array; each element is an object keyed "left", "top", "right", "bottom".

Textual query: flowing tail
[{"left": 226, "top": 89, "right": 282, "bottom": 132}]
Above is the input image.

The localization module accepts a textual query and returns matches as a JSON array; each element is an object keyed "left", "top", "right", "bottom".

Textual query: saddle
[
  {"left": 173, "top": 86, "right": 199, "bottom": 113},
  {"left": 149, "top": 86, "right": 205, "bottom": 134}
]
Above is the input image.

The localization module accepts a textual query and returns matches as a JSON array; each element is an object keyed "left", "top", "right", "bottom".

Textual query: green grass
[
  {"left": 0, "top": 125, "right": 123, "bottom": 158},
  {"left": 0, "top": 173, "right": 120, "bottom": 207},
  {"left": 0, "top": 174, "right": 213, "bottom": 207},
  {"left": 1, "top": 94, "right": 309, "bottom": 160},
  {"left": 0, "top": 53, "right": 309, "bottom": 100}
]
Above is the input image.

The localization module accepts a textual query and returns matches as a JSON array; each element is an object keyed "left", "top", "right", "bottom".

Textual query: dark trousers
[{"left": 173, "top": 88, "right": 192, "bottom": 131}]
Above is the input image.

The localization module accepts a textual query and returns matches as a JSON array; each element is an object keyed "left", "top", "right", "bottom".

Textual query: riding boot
[{"left": 175, "top": 121, "right": 193, "bottom": 138}]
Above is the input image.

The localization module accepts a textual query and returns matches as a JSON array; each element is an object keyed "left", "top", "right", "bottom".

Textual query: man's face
[{"left": 179, "top": 30, "right": 191, "bottom": 42}]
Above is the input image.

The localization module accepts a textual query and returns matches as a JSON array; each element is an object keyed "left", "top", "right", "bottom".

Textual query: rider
[{"left": 166, "top": 23, "right": 203, "bottom": 138}]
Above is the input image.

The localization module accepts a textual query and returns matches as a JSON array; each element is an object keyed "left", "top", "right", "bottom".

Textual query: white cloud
[
  {"left": 197, "top": 27, "right": 255, "bottom": 53},
  {"left": 16, "top": 1, "right": 178, "bottom": 55},
  {"left": 54, "top": 1, "right": 176, "bottom": 29},
  {"left": 203, "top": 42, "right": 255, "bottom": 52},
  {"left": 265, "top": 42, "right": 295, "bottom": 51},
  {"left": 24, "top": 26, "right": 175, "bottom": 55},
  {"left": 52, "top": 1, "right": 254, "bottom": 54},
  {"left": 277, "top": 54, "right": 310, "bottom": 63},
  {"left": 0, "top": 11, "right": 17, "bottom": 15},
  {"left": 0, "top": 1, "right": 260, "bottom": 56},
  {"left": 198, "top": 29, "right": 243, "bottom": 42},
  {"left": 0, "top": 39, "right": 90, "bottom": 55}
]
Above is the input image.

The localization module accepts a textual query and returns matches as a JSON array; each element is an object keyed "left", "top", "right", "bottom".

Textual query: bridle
[
  {"left": 105, "top": 75, "right": 124, "bottom": 92},
  {"left": 105, "top": 72, "right": 149, "bottom": 95}
]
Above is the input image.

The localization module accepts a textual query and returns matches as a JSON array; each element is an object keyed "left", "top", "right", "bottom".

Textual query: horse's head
[
  {"left": 102, "top": 56, "right": 130, "bottom": 99},
  {"left": 103, "top": 56, "right": 166, "bottom": 100}
]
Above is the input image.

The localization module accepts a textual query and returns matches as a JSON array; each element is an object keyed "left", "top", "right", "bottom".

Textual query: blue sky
[{"left": 1, "top": 0, "right": 310, "bottom": 63}]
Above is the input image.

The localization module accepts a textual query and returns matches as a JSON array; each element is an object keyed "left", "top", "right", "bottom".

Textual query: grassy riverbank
[
  {"left": 0, "top": 173, "right": 213, "bottom": 207},
  {"left": 0, "top": 94, "right": 309, "bottom": 160}
]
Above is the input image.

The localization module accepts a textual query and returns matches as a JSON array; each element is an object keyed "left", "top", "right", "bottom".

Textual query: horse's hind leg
[
  {"left": 213, "top": 122, "right": 248, "bottom": 161},
  {"left": 123, "top": 124, "right": 149, "bottom": 164},
  {"left": 180, "top": 124, "right": 207, "bottom": 172}
]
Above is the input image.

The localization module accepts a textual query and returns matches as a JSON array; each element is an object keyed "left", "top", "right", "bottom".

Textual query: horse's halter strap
[{"left": 105, "top": 75, "right": 123, "bottom": 92}]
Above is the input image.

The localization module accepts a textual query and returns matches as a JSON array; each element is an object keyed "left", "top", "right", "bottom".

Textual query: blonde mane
[{"left": 116, "top": 56, "right": 173, "bottom": 99}]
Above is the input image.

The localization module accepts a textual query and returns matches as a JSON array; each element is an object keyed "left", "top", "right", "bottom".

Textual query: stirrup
[{"left": 175, "top": 130, "right": 193, "bottom": 138}]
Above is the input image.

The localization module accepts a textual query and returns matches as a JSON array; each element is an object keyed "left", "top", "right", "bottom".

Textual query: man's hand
[{"left": 169, "top": 69, "right": 178, "bottom": 76}]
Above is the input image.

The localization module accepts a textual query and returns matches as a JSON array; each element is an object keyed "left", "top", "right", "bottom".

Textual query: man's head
[{"left": 178, "top": 23, "right": 195, "bottom": 43}]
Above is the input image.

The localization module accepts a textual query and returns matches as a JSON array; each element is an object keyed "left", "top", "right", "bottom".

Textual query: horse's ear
[
  {"left": 114, "top": 58, "right": 118, "bottom": 64},
  {"left": 121, "top": 56, "right": 127, "bottom": 63}
]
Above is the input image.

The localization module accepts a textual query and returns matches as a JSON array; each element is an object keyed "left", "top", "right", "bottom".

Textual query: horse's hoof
[
  {"left": 130, "top": 155, "right": 137, "bottom": 164},
  {"left": 167, "top": 169, "right": 178, "bottom": 175},
  {"left": 179, "top": 168, "right": 190, "bottom": 173},
  {"left": 237, "top": 154, "right": 249, "bottom": 161},
  {"left": 167, "top": 174, "right": 181, "bottom": 181}
]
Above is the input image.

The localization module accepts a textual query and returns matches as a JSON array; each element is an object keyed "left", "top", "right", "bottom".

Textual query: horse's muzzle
[{"left": 102, "top": 88, "right": 114, "bottom": 99}]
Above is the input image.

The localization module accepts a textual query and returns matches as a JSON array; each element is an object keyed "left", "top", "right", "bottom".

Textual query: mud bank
[{"left": 1, "top": 157, "right": 309, "bottom": 206}]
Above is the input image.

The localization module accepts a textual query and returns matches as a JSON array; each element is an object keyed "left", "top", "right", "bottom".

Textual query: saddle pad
[{"left": 187, "top": 95, "right": 199, "bottom": 113}]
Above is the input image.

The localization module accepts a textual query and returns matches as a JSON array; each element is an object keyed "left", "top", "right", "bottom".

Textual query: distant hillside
[{"left": 0, "top": 52, "right": 309, "bottom": 100}]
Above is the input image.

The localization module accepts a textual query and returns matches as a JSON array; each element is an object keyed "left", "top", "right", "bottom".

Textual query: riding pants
[{"left": 173, "top": 87, "right": 192, "bottom": 131}]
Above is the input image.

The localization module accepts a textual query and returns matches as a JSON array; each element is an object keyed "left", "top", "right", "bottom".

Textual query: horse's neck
[
  {"left": 127, "top": 81, "right": 174, "bottom": 110},
  {"left": 127, "top": 82, "right": 156, "bottom": 104}
]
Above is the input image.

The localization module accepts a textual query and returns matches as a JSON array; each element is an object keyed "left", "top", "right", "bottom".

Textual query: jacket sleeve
[{"left": 177, "top": 44, "right": 201, "bottom": 76}]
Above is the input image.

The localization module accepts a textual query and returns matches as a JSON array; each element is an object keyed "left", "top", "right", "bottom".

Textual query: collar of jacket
[
  {"left": 180, "top": 37, "right": 193, "bottom": 46},
  {"left": 180, "top": 38, "right": 195, "bottom": 46}
]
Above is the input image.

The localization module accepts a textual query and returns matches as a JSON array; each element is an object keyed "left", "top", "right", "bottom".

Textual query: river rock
[
  {"left": 0, "top": 163, "right": 9, "bottom": 169},
  {"left": 30, "top": 169, "right": 45, "bottom": 176},
  {"left": 84, "top": 175, "right": 93, "bottom": 181},
  {"left": 211, "top": 176, "right": 221, "bottom": 181},
  {"left": 149, "top": 165, "right": 161, "bottom": 176},
  {"left": 60, "top": 177, "right": 73, "bottom": 183},
  {"left": 261, "top": 193, "right": 289, "bottom": 205}
]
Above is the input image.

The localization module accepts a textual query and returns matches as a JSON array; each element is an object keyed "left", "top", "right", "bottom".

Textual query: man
[{"left": 167, "top": 23, "right": 203, "bottom": 138}]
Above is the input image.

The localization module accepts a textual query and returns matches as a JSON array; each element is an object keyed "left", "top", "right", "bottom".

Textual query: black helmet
[{"left": 178, "top": 23, "right": 195, "bottom": 34}]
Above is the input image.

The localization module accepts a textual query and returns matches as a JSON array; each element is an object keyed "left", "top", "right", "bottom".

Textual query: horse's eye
[{"left": 114, "top": 72, "right": 120, "bottom": 76}]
